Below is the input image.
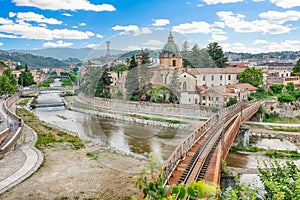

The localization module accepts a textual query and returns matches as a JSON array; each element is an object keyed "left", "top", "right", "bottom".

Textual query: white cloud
[
  {"left": 197, "top": 4, "right": 204, "bottom": 7},
  {"left": 0, "top": 20, "right": 94, "bottom": 40},
  {"left": 143, "top": 39, "right": 164, "bottom": 46},
  {"left": 259, "top": 10, "right": 300, "bottom": 24},
  {"left": 12, "top": 0, "right": 116, "bottom": 12},
  {"left": 0, "top": 18, "right": 13, "bottom": 25},
  {"left": 43, "top": 40, "right": 73, "bottom": 47},
  {"left": 72, "top": 26, "right": 78, "bottom": 29},
  {"left": 62, "top": 13, "right": 72, "bottom": 17},
  {"left": 203, "top": 0, "right": 243, "bottom": 5},
  {"left": 172, "top": 21, "right": 211, "bottom": 34},
  {"left": 79, "top": 22, "right": 86, "bottom": 26},
  {"left": 39, "top": 23, "right": 47, "bottom": 28},
  {"left": 122, "top": 45, "right": 140, "bottom": 51},
  {"left": 252, "top": 0, "right": 265, "bottom": 2},
  {"left": 9, "top": 12, "right": 16, "bottom": 18},
  {"left": 210, "top": 33, "right": 228, "bottom": 41},
  {"left": 87, "top": 43, "right": 97, "bottom": 48},
  {"left": 253, "top": 39, "right": 300, "bottom": 52},
  {"left": 217, "top": 11, "right": 292, "bottom": 34},
  {"left": 0, "top": 42, "right": 3, "bottom": 47},
  {"left": 96, "top": 34, "right": 103, "bottom": 38},
  {"left": 16, "top": 12, "right": 62, "bottom": 24},
  {"left": 222, "top": 39, "right": 300, "bottom": 53},
  {"left": 221, "top": 42, "right": 262, "bottom": 53},
  {"left": 112, "top": 25, "right": 152, "bottom": 36},
  {"left": 253, "top": 39, "right": 269, "bottom": 45},
  {"left": 0, "top": 33, "right": 19, "bottom": 39},
  {"left": 270, "top": 0, "right": 300, "bottom": 9},
  {"left": 152, "top": 19, "right": 170, "bottom": 27}
]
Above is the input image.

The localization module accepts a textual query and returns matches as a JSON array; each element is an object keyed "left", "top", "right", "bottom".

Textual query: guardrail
[
  {"left": 162, "top": 102, "right": 243, "bottom": 184},
  {"left": 0, "top": 93, "right": 24, "bottom": 159}
]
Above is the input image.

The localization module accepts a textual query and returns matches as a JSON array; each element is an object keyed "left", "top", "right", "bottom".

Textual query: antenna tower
[{"left": 105, "top": 41, "right": 111, "bottom": 64}]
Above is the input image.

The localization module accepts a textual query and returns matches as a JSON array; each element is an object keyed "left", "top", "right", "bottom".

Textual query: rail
[
  {"left": 162, "top": 102, "right": 243, "bottom": 184},
  {"left": 0, "top": 93, "right": 24, "bottom": 158}
]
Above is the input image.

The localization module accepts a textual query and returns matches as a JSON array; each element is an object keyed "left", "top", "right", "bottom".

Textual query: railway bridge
[{"left": 162, "top": 101, "right": 259, "bottom": 187}]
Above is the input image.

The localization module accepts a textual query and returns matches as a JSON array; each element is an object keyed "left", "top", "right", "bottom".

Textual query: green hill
[{"left": 0, "top": 50, "right": 68, "bottom": 68}]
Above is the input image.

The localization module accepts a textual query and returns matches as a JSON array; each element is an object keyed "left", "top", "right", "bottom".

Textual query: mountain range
[{"left": 9, "top": 48, "right": 126, "bottom": 61}]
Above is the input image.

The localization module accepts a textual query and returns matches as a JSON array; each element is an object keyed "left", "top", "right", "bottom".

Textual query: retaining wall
[
  {"left": 0, "top": 93, "right": 24, "bottom": 158},
  {"left": 78, "top": 93, "right": 214, "bottom": 119}
]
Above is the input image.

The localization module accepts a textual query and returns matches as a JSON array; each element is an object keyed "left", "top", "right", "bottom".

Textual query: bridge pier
[{"left": 238, "top": 125, "right": 250, "bottom": 148}]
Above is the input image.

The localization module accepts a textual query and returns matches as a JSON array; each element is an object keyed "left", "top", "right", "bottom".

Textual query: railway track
[{"left": 177, "top": 112, "right": 238, "bottom": 186}]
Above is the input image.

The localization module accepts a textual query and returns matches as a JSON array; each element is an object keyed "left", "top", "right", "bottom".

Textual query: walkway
[
  {"left": 0, "top": 99, "right": 43, "bottom": 194},
  {"left": 246, "top": 121, "right": 300, "bottom": 127}
]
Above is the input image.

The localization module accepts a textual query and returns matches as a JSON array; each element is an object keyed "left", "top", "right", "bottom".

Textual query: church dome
[{"left": 161, "top": 32, "right": 182, "bottom": 57}]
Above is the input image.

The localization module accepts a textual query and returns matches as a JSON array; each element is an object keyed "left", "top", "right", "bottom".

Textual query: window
[
  {"left": 211, "top": 75, "right": 214, "bottom": 81},
  {"left": 228, "top": 75, "right": 231, "bottom": 80},
  {"left": 195, "top": 99, "right": 198, "bottom": 104},
  {"left": 172, "top": 60, "right": 176, "bottom": 67},
  {"left": 203, "top": 96, "right": 206, "bottom": 100},
  {"left": 183, "top": 82, "right": 187, "bottom": 90},
  {"left": 216, "top": 97, "right": 219, "bottom": 101},
  {"left": 220, "top": 75, "right": 222, "bottom": 80},
  {"left": 224, "top": 97, "right": 227, "bottom": 102},
  {"left": 203, "top": 75, "right": 205, "bottom": 81}
]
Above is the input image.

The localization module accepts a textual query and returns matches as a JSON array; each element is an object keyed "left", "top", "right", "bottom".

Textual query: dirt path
[{"left": 1, "top": 143, "right": 148, "bottom": 200}]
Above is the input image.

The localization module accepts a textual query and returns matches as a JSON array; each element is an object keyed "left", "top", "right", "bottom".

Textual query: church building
[{"left": 159, "top": 32, "right": 183, "bottom": 68}]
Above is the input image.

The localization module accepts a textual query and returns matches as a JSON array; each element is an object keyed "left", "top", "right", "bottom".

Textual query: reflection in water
[{"left": 34, "top": 93, "right": 188, "bottom": 161}]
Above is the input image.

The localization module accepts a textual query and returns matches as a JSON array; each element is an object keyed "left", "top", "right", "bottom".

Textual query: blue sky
[{"left": 0, "top": 0, "right": 300, "bottom": 53}]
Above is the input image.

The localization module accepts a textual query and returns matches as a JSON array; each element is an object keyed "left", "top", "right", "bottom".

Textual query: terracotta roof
[
  {"left": 197, "top": 85, "right": 207, "bottom": 91},
  {"left": 227, "top": 83, "right": 258, "bottom": 92}
]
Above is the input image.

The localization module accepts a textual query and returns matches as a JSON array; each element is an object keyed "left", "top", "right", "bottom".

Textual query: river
[
  {"left": 34, "top": 92, "right": 192, "bottom": 161},
  {"left": 33, "top": 92, "right": 300, "bottom": 186}
]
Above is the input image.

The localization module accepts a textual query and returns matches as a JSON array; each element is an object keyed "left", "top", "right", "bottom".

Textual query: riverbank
[{"left": 1, "top": 107, "right": 148, "bottom": 199}]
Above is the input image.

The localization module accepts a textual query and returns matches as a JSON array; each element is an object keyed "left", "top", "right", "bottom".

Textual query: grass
[
  {"left": 61, "top": 78, "right": 73, "bottom": 87},
  {"left": 271, "top": 126, "right": 300, "bottom": 132},
  {"left": 16, "top": 108, "right": 84, "bottom": 150},
  {"left": 128, "top": 114, "right": 187, "bottom": 124},
  {"left": 230, "top": 142, "right": 265, "bottom": 152},
  {"left": 264, "top": 114, "right": 300, "bottom": 124},
  {"left": 18, "top": 99, "right": 30, "bottom": 106},
  {"left": 38, "top": 78, "right": 54, "bottom": 87},
  {"left": 265, "top": 150, "right": 300, "bottom": 158}
]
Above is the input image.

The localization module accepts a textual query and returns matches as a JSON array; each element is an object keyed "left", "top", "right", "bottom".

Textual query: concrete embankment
[{"left": 66, "top": 104, "right": 189, "bottom": 130}]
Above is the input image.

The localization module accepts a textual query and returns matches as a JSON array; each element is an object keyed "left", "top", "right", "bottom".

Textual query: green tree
[
  {"left": 125, "top": 55, "right": 140, "bottom": 100},
  {"left": 18, "top": 71, "right": 34, "bottom": 87},
  {"left": 291, "top": 58, "right": 300, "bottom": 76},
  {"left": 79, "top": 66, "right": 107, "bottom": 97},
  {"left": 285, "top": 82, "right": 295, "bottom": 92},
  {"left": 277, "top": 92, "right": 296, "bottom": 103},
  {"left": 207, "top": 42, "right": 228, "bottom": 68},
  {"left": 238, "top": 67, "right": 263, "bottom": 87},
  {"left": 226, "top": 97, "right": 237, "bottom": 107},
  {"left": 141, "top": 51, "right": 150, "bottom": 65},
  {"left": 0, "top": 74, "right": 17, "bottom": 95},
  {"left": 258, "top": 160, "right": 300, "bottom": 200},
  {"left": 168, "top": 70, "right": 181, "bottom": 103},
  {"left": 270, "top": 84, "right": 284, "bottom": 94},
  {"left": 146, "top": 85, "right": 173, "bottom": 103},
  {"left": 95, "top": 68, "right": 112, "bottom": 98},
  {"left": 110, "top": 64, "right": 128, "bottom": 75},
  {"left": 188, "top": 44, "right": 201, "bottom": 68},
  {"left": 3, "top": 68, "right": 17, "bottom": 86}
]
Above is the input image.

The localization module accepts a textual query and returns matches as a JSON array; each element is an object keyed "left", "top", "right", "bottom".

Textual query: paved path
[
  {"left": 245, "top": 121, "right": 300, "bottom": 127},
  {"left": 0, "top": 99, "right": 43, "bottom": 194}
]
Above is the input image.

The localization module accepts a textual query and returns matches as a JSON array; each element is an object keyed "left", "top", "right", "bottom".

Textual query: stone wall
[
  {"left": 78, "top": 93, "right": 214, "bottom": 119},
  {"left": 262, "top": 99, "right": 300, "bottom": 118}
]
